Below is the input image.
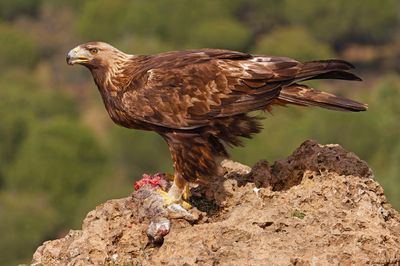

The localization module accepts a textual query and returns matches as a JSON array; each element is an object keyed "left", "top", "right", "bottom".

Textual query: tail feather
[{"left": 278, "top": 84, "right": 368, "bottom": 112}]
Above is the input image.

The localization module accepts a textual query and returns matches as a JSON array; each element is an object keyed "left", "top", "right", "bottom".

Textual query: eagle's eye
[{"left": 89, "top": 48, "right": 98, "bottom": 55}]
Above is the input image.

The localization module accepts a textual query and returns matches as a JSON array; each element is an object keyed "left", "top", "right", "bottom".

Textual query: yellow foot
[{"left": 156, "top": 189, "right": 192, "bottom": 210}]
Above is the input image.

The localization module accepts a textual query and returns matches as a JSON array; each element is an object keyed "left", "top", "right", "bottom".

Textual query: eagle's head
[{"left": 66, "top": 42, "right": 130, "bottom": 69}]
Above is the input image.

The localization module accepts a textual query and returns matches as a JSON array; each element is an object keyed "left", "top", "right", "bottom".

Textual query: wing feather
[{"left": 120, "top": 50, "right": 360, "bottom": 130}]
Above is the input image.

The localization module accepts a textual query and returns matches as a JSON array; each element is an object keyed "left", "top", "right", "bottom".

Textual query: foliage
[
  {"left": 0, "top": 191, "right": 58, "bottom": 265},
  {"left": 0, "top": 0, "right": 41, "bottom": 20},
  {"left": 76, "top": 0, "right": 128, "bottom": 42},
  {"left": 0, "top": 73, "right": 106, "bottom": 264},
  {"left": 6, "top": 118, "right": 107, "bottom": 222},
  {"left": 189, "top": 18, "right": 251, "bottom": 50},
  {"left": 366, "top": 76, "right": 400, "bottom": 206},
  {"left": 108, "top": 127, "right": 172, "bottom": 178},
  {"left": 238, "top": 0, "right": 287, "bottom": 34},
  {"left": 77, "top": 0, "right": 244, "bottom": 49},
  {"left": 253, "top": 26, "right": 334, "bottom": 61},
  {"left": 0, "top": 76, "right": 77, "bottom": 183},
  {"left": 283, "top": 0, "right": 399, "bottom": 46},
  {"left": 0, "top": 23, "right": 39, "bottom": 69}
]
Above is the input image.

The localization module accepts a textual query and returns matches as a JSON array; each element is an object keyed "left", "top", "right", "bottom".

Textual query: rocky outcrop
[{"left": 31, "top": 140, "right": 400, "bottom": 265}]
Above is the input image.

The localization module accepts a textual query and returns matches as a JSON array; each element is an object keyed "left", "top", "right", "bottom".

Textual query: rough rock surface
[{"left": 32, "top": 140, "right": 400, "bottom": 265}]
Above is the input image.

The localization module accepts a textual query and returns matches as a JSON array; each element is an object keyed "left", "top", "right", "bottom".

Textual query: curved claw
[{"left": 156, "top": 188, "right": 192, "bottom": 210}]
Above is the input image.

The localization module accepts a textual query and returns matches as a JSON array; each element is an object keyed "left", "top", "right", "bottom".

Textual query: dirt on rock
[{"left": 31, "top": 140, "right": 400, "bottom": 265}]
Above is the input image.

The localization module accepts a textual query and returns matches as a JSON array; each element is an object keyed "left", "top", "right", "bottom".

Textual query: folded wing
[{"left": 121, "top": 49, "right": 366, "bottom": 130}]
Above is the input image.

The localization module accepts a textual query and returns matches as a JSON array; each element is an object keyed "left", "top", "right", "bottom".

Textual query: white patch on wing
[
  {"left": 240, "top": 62, "right": 255, "bottom": 71},
  {"left": 239, "top": 58, "right": 277, "bottom": 71},
  {"left": 249, "top": 56, "right": 298, "bottom": 64},
  {"left": 249, "top": 57, "right": 274, "bottom": 63},
  {"left": 193, "top": 52, "right": 207, "bottom": 57},
  {"left": 147, "top": 69, "right": 156, "bottom": 82}
]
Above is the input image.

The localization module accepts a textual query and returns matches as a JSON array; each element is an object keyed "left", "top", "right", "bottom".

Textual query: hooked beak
[{"left": 66, "top": 47, "right": 91, "bottom": 65}]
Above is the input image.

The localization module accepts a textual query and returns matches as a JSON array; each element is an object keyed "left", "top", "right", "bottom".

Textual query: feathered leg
[
  {"left": 159, "top": 116, "right": 261, "bottom": 207},
  {"left": 159, "top": 132, "right": 225, "bottom": 207}
]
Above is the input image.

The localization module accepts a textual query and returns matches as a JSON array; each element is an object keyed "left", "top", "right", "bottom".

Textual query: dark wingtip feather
[
  {"left": 305, "top": 70, "right": 362, "bottom": 82},
  {"left": 331, "top": 59, "right": 355, "bottom": 69},
  {"left": 303, "top": 59, "right": 356, "bottom": 71}
]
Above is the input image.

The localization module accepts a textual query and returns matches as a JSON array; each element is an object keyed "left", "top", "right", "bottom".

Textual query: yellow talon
[
  {"left": 180, "top": 200, "right": 192, "bottom": 210},
  {"left": 156, "top": 189, "right": 174, "bottom": 206},
  {"left": 154, "top": 174, "right": 193, "bottom": 210},
  {"left": 156, "top": 188, "right": 192, "bottom": 210}
]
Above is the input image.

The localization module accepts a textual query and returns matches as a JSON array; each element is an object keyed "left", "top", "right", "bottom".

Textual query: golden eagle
[{"left": 67, "top": 42, "right": 367, "bottom": 206}]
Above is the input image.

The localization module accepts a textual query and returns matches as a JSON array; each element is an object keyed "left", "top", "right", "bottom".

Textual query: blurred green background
[{"left": 0, "top": 0, "right": 399, "bottom": 264}]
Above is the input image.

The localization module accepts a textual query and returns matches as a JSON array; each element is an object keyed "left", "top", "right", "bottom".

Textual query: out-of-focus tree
[
  {"left": 138, "top": 0, "right": 241, "bottom": 46},
  {"left": 237, "top": 0, "right": 286, "bottom": 36},
  {"left": 189, "top": 18, "right": 251, "bottom": 50},
  {"left": 366, "top": 76, "right": 400, "bottom": 207},
  {"left": 41, "top": 0, "right": 81, "bottom": 10},
  {"left": 283, "top": 0, "right": 399, "bottom": 47},
  {"left": 0, "top": 24, "right": 39, "bottom": 69},
  {"left": 76, "top": 0, "right": 128, "bottom": 42},
  {"left": 116, "top": 35, "right": 175, "bottom": 55},
  {"left": 0, "top": 77, "right": 77, "bottom": 184},
  {"left": 0, "top": 0, "right": 41, "bottom": 20},
  {"left": 0, "top": 191, "right": 58, "bottom": 266},
  {"left": 108, "top": 127, "right": 172, "bottom": 179},
  {"left": 77, "top": 0, "right": 244, "bottom": 49},
  {"left": 0, "top": 75, "right": 108, "bottom": 264},
  {"left": 6, "top": 117, "right": 108, "bottom": 224},
  {"left": 253, "top": 26, "right": 334, "bottom": 60}
]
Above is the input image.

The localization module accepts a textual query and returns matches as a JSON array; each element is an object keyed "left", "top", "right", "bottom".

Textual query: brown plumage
[{"left": 67, "top": 42, "right": 367, "bottom": 202}]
